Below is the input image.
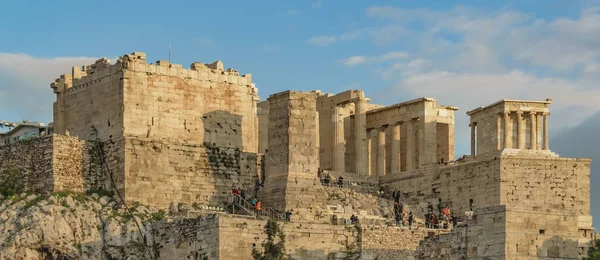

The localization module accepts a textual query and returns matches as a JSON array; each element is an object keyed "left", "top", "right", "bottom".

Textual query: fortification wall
[
  {"left": 121, "top": 58, "right": 259, "bottom": 153},
  {"left": 152, "top": 215, "right": 357, "bottom": 260},
  {"left": 381, "top": 157, "right": 502, "bottom": 221},
  {"left": 415, "top": 206, "right": 508, "bottom": 259},
  {"left": 0, "top": 135, "right": 108, "bottom": 195},
  {"left": 500, "top": 156, "right": 591, "bottom": 215},
  {"left": 53, "top": 59, "right": 125, "bottom": 141},
  {"left": 121, "top": 138, "right": 260, "bottom": 208},
  {"left": 0, "top": 136, "right": 54, "bottom": 194},
  {"left": 361, "top": 226, "right": 447, "bottom": 259}
]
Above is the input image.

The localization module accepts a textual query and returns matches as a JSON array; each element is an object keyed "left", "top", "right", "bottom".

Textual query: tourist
[
  {"left": 255, "top": 200, "right": 261, "bottom": 211},
  {"left": 451, "top": 214, "right": 458, "bottom": 229},
  {"left": 337, "top": 176, "right": 344, "bottom": 187},
  {"left": 324, "top": 174, "right": 331, "bottom": 186},
  {"left": 232, "top": 187, "right": 239, "bottom": 204},
  {"left": 285, "top": 210, "right": 292, "bottom": 222},
  {"left": 408, "top": 212, "right": 414, "bottom": 229},
  {"left": 251, "top": 197, "right": 258, "bottom": 206}
]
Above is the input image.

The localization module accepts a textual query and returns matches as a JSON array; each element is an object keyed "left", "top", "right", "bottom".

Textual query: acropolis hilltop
[{"left": 0, "top": 51, "right": 594, "bottom": 260}]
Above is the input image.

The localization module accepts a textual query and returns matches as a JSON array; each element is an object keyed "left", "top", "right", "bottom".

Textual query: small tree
[
  {"left": 587, "top": 239, "right": 600, "bottom": 260},
  {"left": 252, "top": 219, "right": 291, "bottom": 260},
  {"left": 0, "top": 166, "right": 22, "bottom": 197}
]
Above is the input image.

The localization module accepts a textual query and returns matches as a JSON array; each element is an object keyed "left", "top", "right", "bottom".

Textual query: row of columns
[
  {"left": 366, "top": 119, "right": 416, "bottom": 176},
  {"left": 471, "top": 111, "right": 550, "bottom": 156},
  {"left": 332, "top": 99, "right": 369, "bottom": 175},
  {"left": 332, "top": 101, "right": 420, "bottom": 176},
  {"left": 505, "top": 111, "right": 549, "bottom": 150}
]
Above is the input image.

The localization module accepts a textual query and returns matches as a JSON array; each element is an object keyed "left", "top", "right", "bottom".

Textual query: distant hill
[{"left": 551, "top": 111, "right": 600, "bottom": 229}]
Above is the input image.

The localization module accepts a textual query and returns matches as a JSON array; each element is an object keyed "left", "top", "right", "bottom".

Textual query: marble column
[
  {"left": 543, "top": 112, "right": 550, "bottom": 150},
  {"left": 377, "top": 126, "right": 386, "bottom": 176},
  {"left": 391, "top": 122, "right": 401, "bottom": 174},
  {"left": 530, "top": 112, "right": 537, "bottom": 150},
  {"left": 369, "top": 129, "right": 378, "bottom": 176},
  {"left": 503, "top": 111, "right": 512, "bottom": 149},
  {"left": 470, "top": 122, "right": 476, "bottom": 156},
  {"left": 333, "top": 106, "right": 345, "bottom": 172},
  {"left": 405, "top": 120, "right": 414, "bottom": 171},
  {"left": 354, "top": 99, "right": 368, "bottom": 175},
  {"left": 536, "top": 113, "right": 543, "bottom": 150},
  {"left": 516, "top": 111, "right": 525, "bottom": 149}
]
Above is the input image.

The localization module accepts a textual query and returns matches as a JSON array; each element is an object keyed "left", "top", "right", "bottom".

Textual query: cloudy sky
[{"left": 1, "top": 0, "right": 598, "bottom": 226}]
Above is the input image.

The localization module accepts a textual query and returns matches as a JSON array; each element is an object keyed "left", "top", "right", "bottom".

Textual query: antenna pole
[{"left": 168, "top": 43, "right": 171, "bottom": 63}]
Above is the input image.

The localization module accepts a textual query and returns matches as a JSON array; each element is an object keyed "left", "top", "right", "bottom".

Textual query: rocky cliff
[{"left": 0, "top": 191, "right": 169, "bottom": 260}]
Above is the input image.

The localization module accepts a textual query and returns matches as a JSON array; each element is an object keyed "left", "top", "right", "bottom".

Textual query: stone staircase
[{"left": 226, "top": 194, "right": 286, "bottom": 221}]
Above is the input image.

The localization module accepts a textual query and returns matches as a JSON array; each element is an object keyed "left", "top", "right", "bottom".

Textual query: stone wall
[
  {"left": 257, "top": 100, "right": 269, "bottom": 154},
  {"left": 500, "top": 156, "right": 591, "bottom": 215},
  {"left": 0, "top": 136, "right": 54, "bottom": 194},
  {"left": 261, "top": 91, "right": 326, "bottom": 221},
  {"left": 52, "top": 59, "right": 125, "bottom": 141},
  {"left": 122, "top": 138, "right": 260, "bottom": 208},
  {"left": 381, "top": 157, "right": 502, "bottom": 222},
  {"left": 0, "top": 134, "right": 106, "bottom": 195},
  {"left": 362, "top": 225, "right": 447, "bottom": 259},
  {"left": 153, "top": 214, "right": 358, "bottom": 260},
  {"left": 121, "top": 56, "right": 259, "bottom": 153},
  {"left": 414, "top": 206, "right": 507, "bottom": 259}
]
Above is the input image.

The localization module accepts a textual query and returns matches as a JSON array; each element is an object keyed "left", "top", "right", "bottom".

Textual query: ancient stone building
[
  {"left": 50, "top": 52, "right": 261, "bottom": 207},
  {"left": 0, "top": 51, "right": 593, "bottom": 259}
]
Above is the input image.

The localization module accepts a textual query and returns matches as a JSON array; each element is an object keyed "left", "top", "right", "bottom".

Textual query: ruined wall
[
  {"left": 151, "top": 215, "right": 221, "bottom": 259},
  {"left": 122, "top": 139, "right": 260, "bottom": 208},
  {"left": 0, "top": 136, "right": 54, "bottom": 194},
  {"left": 153, "top": 215, "right": 357, "bottom": 260},
  {"left": 0, "top": 134, "right": 108, "bottom": 195},
  {"left": 382, "top": 157, "right": 502, "bottom": 221},
  {"left": 361, "top": 226, "right": 447, "bottom": 259}
]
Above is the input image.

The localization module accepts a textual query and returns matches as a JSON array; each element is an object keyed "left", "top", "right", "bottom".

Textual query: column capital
[
  {"left": 395, "top": 121, "right": 404, "bottom": 126},
  {"left": 542, "top": 112, "right": 550, "bottom": 116},
  {"left": 503, "top": 111, "right": 511, "bottom": 116},
  {"left": 516, "top": 110, "right": 523, "bottom": 115},
  {"left": 469, "top": 122, "right": 476, "bottom": 127},
  {"left": 379, "top": 125, "right": 388, "bottom": 131},
  {"left": 530, "top": 111, "right": 537, "bottom": 116}
]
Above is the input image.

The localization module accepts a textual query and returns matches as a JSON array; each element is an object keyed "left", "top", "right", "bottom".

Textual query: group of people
[
  {"left": 232, "top": 187, "right": 261, "bottom": 212},
  {"left": 318, "top": 168, "right": 344, "bottom": 187},
  {"left": 425, "top": 203, "right": 458, "bottom": 229}
]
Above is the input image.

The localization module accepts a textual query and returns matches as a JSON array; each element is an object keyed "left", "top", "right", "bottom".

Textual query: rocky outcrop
[{"left": 0, "top": 192, "right": 166, "bottom": 260}]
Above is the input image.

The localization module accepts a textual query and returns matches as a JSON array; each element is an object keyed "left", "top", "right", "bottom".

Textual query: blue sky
[{"left": 1, "top": 0, "right": 600, "bottom": 226}]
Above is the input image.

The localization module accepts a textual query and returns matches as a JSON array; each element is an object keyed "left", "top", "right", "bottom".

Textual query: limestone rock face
[{"left": 0, "top": 193, "right": 162, "bottom": 260}]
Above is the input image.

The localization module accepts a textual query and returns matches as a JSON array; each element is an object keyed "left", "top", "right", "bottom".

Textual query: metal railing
[{"left": 229, "top": 194, "right": 286, "bottom": 221}]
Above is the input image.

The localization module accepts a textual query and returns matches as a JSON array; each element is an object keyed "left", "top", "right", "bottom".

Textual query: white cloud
[
  {"left": 340, "top": 51, "right": 409, "bottom": 67},
  {"left": 286, "top": 10, "right": 299, "bottom": 15},
  {"left": 342, "top": 56, "right": 367, "bottom": 66},
  {"left": 307, "top": 35, "right": 337, "bottom": 46},
  {"left": 0, "top": 53, "right": 98, "bottom": 123},
  {"left": 307, "top": 29, "right": 366, "bottom": 47}
]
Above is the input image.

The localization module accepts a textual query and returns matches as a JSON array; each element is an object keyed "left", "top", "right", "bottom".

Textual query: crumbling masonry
[{"left": 0, "top": 51, "right": 593, "bottom": 259}]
